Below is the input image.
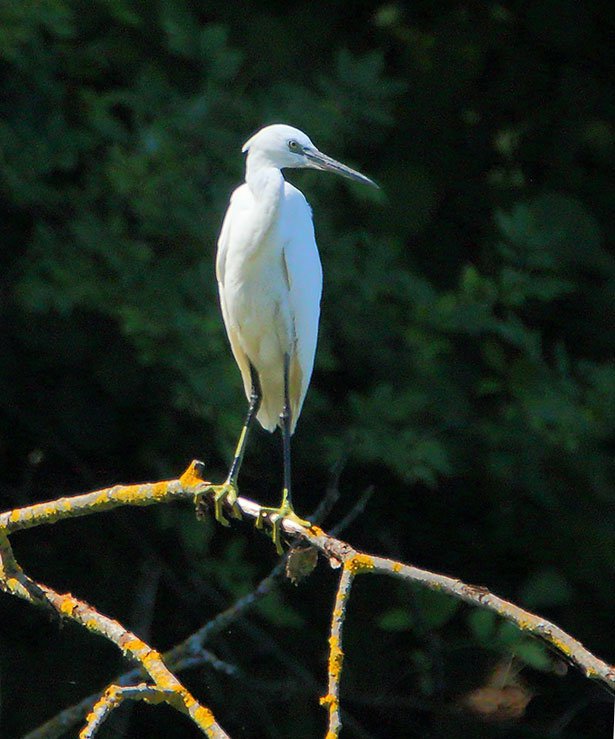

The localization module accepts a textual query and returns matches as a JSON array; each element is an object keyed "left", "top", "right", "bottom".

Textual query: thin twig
[
  {"left": 321, "top": 564, "right": 355, "bottom": 737},
  {"left": 329, "top": 485, "right": 375, "bottom": 537},
  {"left": 309, "top": 453, "right": 347, "bottom": 527},
  {"left": 171, "top": 650, "right": 239, "bottom": 677},
  {"left": 0, "top": 530, "right": 54, "bottom": 614}
]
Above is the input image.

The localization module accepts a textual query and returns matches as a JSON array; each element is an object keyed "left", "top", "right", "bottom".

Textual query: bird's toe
[{"left": 195, "top": 481, "right": 242, "bottom": 527}]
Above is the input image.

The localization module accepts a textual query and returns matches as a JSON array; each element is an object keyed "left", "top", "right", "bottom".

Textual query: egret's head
[{"left": 242, "top": 124, "right": 377, "bottom": 188}]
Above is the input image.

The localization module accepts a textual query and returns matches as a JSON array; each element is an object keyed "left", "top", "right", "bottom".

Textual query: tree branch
[{"left": 3, "top": 460, "right": 614, "bottom": 739}]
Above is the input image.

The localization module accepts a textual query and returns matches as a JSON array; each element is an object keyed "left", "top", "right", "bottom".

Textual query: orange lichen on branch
[
  {"left": 344, "top": 553, "right": 375, "bottom": 574},
  {"left": 308, "top": 524, "right": 326, "bottom": 537},
  {"left": 180, "top": 460, "right": 209, "bottom": 487},
  {"left": 113, "top": 633, "right": 218, "bottom": 731},
  {"left": 328, "top": 635, "right": 344, "bottom": 679},
  {"left": 319, "top": 693, "right": 338, "bottom": 708},
  {"left": 59, "top": 595, "right": 79, "bottom": 616},
  {"left": 192, "top": 704, "right": 216, "bottom": 729},
  {"left": 119, "top": 636, "right": 148, "bottom": 652},
  {"left": 323, "top": 565, "right": 355, "bottom": 738},
  {"left": 0, "top": 461, "right": 207, "bottom": 535}
]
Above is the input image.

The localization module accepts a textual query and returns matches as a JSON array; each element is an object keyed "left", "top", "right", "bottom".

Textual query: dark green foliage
[{"left": 0, "top": 1, "right": 613, "bottom": 737}]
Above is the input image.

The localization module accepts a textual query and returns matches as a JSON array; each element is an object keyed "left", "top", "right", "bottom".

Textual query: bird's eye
[{"left": 288, "top": 140, "right": 300, "bottom": 151}]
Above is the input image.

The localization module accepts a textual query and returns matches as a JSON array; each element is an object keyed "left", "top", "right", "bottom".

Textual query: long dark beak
[{"left": 304, "top": 148, "right": 379, "bottom": 188}]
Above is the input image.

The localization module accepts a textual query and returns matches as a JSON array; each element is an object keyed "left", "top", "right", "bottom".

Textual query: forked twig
[{"left": 80, "top": 683, "right": 172, "bottom": 738}]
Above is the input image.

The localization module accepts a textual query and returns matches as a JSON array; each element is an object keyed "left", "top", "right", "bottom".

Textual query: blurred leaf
[
  {"left": 496, "top": 620, "right": 523, "bottom": 648},
  {"left": 378, "top": 607, "right": 413, "bottom": 632},
  {"left": 520, "top": 569, "right": 573, "bottom": 609},
  {"left": 257, "top": 588, "right": 305, "bottom": 628},
  {"left": 467, "top": 609, "right": 497, "bottom": 644},
  {"left": 514, "top": 640, "right": 552, "bottom": 671},
  {"left": 413, "top": 587, "right": 460, "bottom": 630}
]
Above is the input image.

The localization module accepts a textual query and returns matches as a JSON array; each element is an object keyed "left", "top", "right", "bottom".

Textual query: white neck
[
  {"left": 244, "top": 151, "right": 285, "bottom": 250},
  {"left": 245, "top": 150, "right": 284, "bottom": 196}
]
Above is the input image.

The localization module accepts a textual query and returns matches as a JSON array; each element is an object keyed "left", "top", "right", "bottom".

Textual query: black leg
[
  {"left": 280, "top": 353, "right": 292, "bottom": 509},
  {"left": 228, "top": 364, "right": 261, "bottom": 486},
  {"left": 254, "top": 354, "right": 309, "bottom": 554}
]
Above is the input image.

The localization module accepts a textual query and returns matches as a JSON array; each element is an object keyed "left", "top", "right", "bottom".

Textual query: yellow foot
[
  {"left": 195, "top": 480, "right": 242, "bottom": 527},
  {"left": 255, "top": 500, "right": 311, "bottom": 555}
]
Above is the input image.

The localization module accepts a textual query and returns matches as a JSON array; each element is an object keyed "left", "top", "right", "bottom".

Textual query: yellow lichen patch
[
  {"left": 144, "top": 648, "right": 162, "bottom": 664},
  {"left": 345, "top": 554, "right": 375, "bottom": 574},
  {"left": 103, "top": 686, "right": 119, "bottom": 702},
  {"left": 150, "top": 481, "right": 171, "bottom": 501},
  {"left": 549, "top": 635, "right": 574, "bottom": 658},
  {"left": 121, "top": 637, "right": 147, "bottom": 655},
  {"left": 145, "top": 661, "right": 176, "bottom": 691},
  {"left": 180, "top": 461, "right": 206, "bottom": 487},
  {"left": 328, "top": 636, "right": 344, "bottom": 677},
  {"left": 392, "top": 562, "right": 402, "bottom": 573},
  {"left": 515, "top": 618, "right": 532, "bottom": 631},
  {"left": 85, "top": 618, "right": 99, "bottom": 631},
  {"left": 95, "top": 491, "right": 110, "bottom": 505},
  {"left": 9, "top": 509, "right": 21, "bottom": 522},
  {"left": 192, "top": 705, "right": 215, "bottom": 728},
  {"left": 308, "top": 524, "right": 325, "bottom": 536},
  {"left": 116, "top": 484, "right": 150, "bottom": 504},
  {"left": 60, "top": 596, "right": 78, "bottom": 616},
  {"left": 319, "top": 693, "right": 338, "bottom": 709},
  {"left": 6, "top": 577, "right": 20, "bottom": 591}
]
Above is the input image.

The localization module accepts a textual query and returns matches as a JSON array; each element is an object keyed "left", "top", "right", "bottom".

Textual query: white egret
[{"left": 206, "top": 123, "right": 377, "bottom": 552}]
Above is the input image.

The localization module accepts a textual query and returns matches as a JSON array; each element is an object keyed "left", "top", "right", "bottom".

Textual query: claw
[
  {"left": 196, "top": 481, "right": 242, "bottom": 526},
  {"left": 255, "top": 498, "right": 311, "bottom": 555}
]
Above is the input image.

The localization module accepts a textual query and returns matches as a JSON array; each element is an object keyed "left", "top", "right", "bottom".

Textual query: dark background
[{"left": 1, "top": 1, "right": 614, "bottom": 737}]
